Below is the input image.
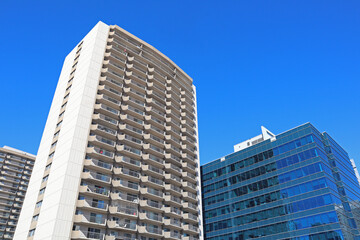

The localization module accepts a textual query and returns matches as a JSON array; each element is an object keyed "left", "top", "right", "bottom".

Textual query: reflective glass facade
[{"left": 201, "top": 123, "right": 360, "bottom": 240}]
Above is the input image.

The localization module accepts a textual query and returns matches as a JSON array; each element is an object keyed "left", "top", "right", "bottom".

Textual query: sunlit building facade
[
  {"left": 15, "top": 21, "right": 202, "bottom": 240},
  {"left": 201, "top": 123, "right": 360, "bottom": 240},
  {"left": 0, "top": 146, "right": 35, "bottom": 239}
]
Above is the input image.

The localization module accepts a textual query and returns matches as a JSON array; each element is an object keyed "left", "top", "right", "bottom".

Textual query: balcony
[
  {"left": 164, "top": 173, "right": 182, "bottom": 186},
  {"left": 138, "top": 225, "right": 163, "bottom": 237},
  {"left": 140, "top": 187, "right": 163, "bottom": 201},
  {"left": 163, "top": 205, "right": 182, "bottom": 217},
  {"left": 164, "top": 195, "right": 182, "bottom": 207},
  {"left": 144, "top": 134, "right": 164, "bottom": 148},
  {"left": 181, "top": 144, "right": 197, "bottom": 157},
  {"left": 115, "top": 156, "right": 141, "bottom": 170},
  {"left": 78, "top": 185, "right": 110, "bottom": 199},
  {"left": 112, "top": 179, "right": 139, "bottom": 193},
  {"left": 182, "top": 213, "right": 198, "bottom": 224},
  {"left": 86, "top": 146, "right": 114, "bottom": 162},
  {"left": 145, "top": 106, "right": 165, "bottom": 120},
  {"left": 143, "top": 144, "right": 164, "bottom": 158},
  {"left": 145, "top": 115, "right": 164, "bottom": 129},
  {"left": 96, "top": 94, "right": 120, "bottom": 110},
  {"left": 116, "top": 145, "right": 142, "bottom": 159},
  {"left": 139, "top": 199, "right": 163, "bottom": 213},
  {"left": 94, "top": 103, "right": 119, "bottom": 119},
  {"left": 76, "top": 199, "right": 108, "bottom": 212},
  {"left": 88, "top": 135, "right": 116, "bottom": 150},
  {"left": 182, "top": 181, "right": 197, "bottom": 193},
  {"left": 139, "top": 212, "right": 163, "bottom": 224},
  {"left": 120, "top": 113, "right": 144, "bottom": 129},
  {"left": 142, "top": 164, "right": 164, "bottom": 177},
  {"left": 109, "top": 204, "right": 138, "bottom": 219},
  {"left": 183, "top": 236, "right": 199, "bottom": 240},
  {"left": 165, "top": 125, "right": 181, "bottom": 138},
  {"left": 141, "top": 176, "right": 164, "bottom": 189},
  {"left": 164, "top": 163, "right": 182, "bottom": 176},
  {"left": 98, "top": 84, "right": 122, "bottom": 99},
  {"left": 164, "top": 219, "right": 182, "bottom": 230},
  {"left": 90, "top": 124, "right": 117, "bottom": 140},
  {"left": 110, "top": 191, "right": 138, "bottom": 204},
  {"left": 107, "top": 219, "right": 137, "bottom": 232},
  {"left": 71, "top": 230, "right": 105, "bottom": 240},
  {"left": 99, "top": 76, "right": 123, "bottom": 92},
  {"left": 183, "top": 202, "right": 198, "bottom": 213},
  {"left": 182, "top": 153, "right": 197, "bottom": 164},
  {"left": 166, "top": 118, "right": 182, "bottom": 130},
  {"left": 183, "top": 192, "right": 197, "bottom": 203},
  {"left": 124, "top": 79, "right": 146, "bottom": 93},
  {"left": 165, "top": 134, "right": 181, "bottom": 147},
  {"left": 113, "top": 167, "right": 140, "bottom": 182},
  {"left": 164, "top": 184, "right": 182, "bottom": 196},
  {"left": 121, "top": 104, "right": 144, "bottom": 119},
  {"left": 164, "top": 231, "right": 182, "bottom": 240},
  {"left": 119, "top": 124, "right": 143, "bottom": 138},
  {"left": 123, "top": 95, "right": 145, "bottom": 109},
  {"left": 118, "top": 133, "right": 143, "bottom": 148},
  {"left": 182, "top": 162, "right": 197, "bottom": 174},
  {"left": 73, "top": 214, "right": 107, "bottom": 227},
  {"left": 81, "top": 172, "right": 111, "bottom": 185},
  {"left": 144, "top": 124, "right": 165, "bottom": 139},
  {"left": 183, "top": 224, "right": 199, "bottom": 235},
  {"left": 93, "top": 113, "right": 118, "bottom": 129},
  {"left": 182, "top": 172, "right": 197, "bottom": 184},
  {"left": 165, "top": 144, "right": 182, "bottom": 157}
]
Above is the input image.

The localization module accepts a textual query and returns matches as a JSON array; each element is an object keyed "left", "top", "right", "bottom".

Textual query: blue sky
[{"left": 1, "top": 1, "right": 359, "bottom": 166}]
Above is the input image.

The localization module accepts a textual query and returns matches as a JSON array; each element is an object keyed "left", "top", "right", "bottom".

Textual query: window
[
  {"left": 56, "top": 121, "right": 62, "bottom": 128},
  {"left": 51, "top": 141, "right": 57, "bottom": 149},
  {"left": 61, "top": 102, "right": 67, "bottom": 109},
  {"left": 45, "top": 163, "right": 52, "bottom": 171},
  {"left": 39, "top": 188, "right": 46, "bottom": 195},
  {"left": 48, "top": 152, "right": 54, "bottom": 160},
  {"left": 63, "top": 93, "right": 70, "bottom": 100},
  {"left": 32, "top": 215, "right": 39, "bottom": 222},
  {"left": 42, "top": 175, "right": 49, "bottom": 183},
  {"left": 53, "top": 131, "right": 60, "bottom": 138},
  {"left": 28, "top": 229, "right": 35, "bottom": 237},
  {"left": 36, "top": 201, "right": 42, "bottom": 208},
  {"left": 59, "top": 111, "right": 65, "bottom": 118}
]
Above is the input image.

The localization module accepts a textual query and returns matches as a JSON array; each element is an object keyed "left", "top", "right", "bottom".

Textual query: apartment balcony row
[
  {"left": 98, "top": 84, "right": 122, "bottom": 101},
  {"left": 96, "top": 94, "right": 120, "bottom": 110},
  {"left": 121, "top": 104, "right": 144, "bottom": 119},
  {"left": 115, "top": 156, "right": 141, "bottom": 170},
  {"left": 99, "top": 76, "right": 123, "bottom": 92},
  {"left": 79, "top": 185, "right": 110, "bottom": 199},
  {"left": 76, "top": 199, "right": 108, "bottom": 213},
  {"left": 110, "top": 191, "right": 139, "bottom": 204},
  {"left": 72, "top": 229, "right": 137, "bottom": 240},
  {"left": 113, "top": 167, "right": 140, "bottom": 182},
  {"left": 93, "top": 113, "right": 118, "bottom": 130},
  {"left": 86, "top": 146, "right": 114, "bottom": 162},
  {"left": 90, "top": 124, "right": 117, "bottom": 141},
  {"left": 88, "top": 134, "right": 116, "bottom": 151},
  {"left": 109, "top": 205, "right": 138, "bottom": 219},
  {"left": 112, "top": 179, "right": 139, "bottom": 194},
  {"left": 81, "top": 171, "right": 111, "bottom": 185}
]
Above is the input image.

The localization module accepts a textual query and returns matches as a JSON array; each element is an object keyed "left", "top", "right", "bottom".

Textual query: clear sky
[{"left": 1, "top": 1, "right": 359, "bottom": 166}]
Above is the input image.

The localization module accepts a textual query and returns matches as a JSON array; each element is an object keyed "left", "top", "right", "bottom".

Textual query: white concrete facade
[{"left": 14, "top": 22, "right": 109, "bottom": 240}]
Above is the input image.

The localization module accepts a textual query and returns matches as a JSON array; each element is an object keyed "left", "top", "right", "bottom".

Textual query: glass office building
[{"left": 201, "top": 123, "right": 360, "bottom": 240}]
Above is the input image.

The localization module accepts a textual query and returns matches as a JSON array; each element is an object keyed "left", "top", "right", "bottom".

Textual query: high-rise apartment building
[
  {"left": 0, "top": 146, "right": 35, "bottom": 239},
  {"left": 15, "top": 21, "right": 202, "bottom": 240},
  {"left": 201, "top": 123, "right": 360, "bottom": 240}
]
